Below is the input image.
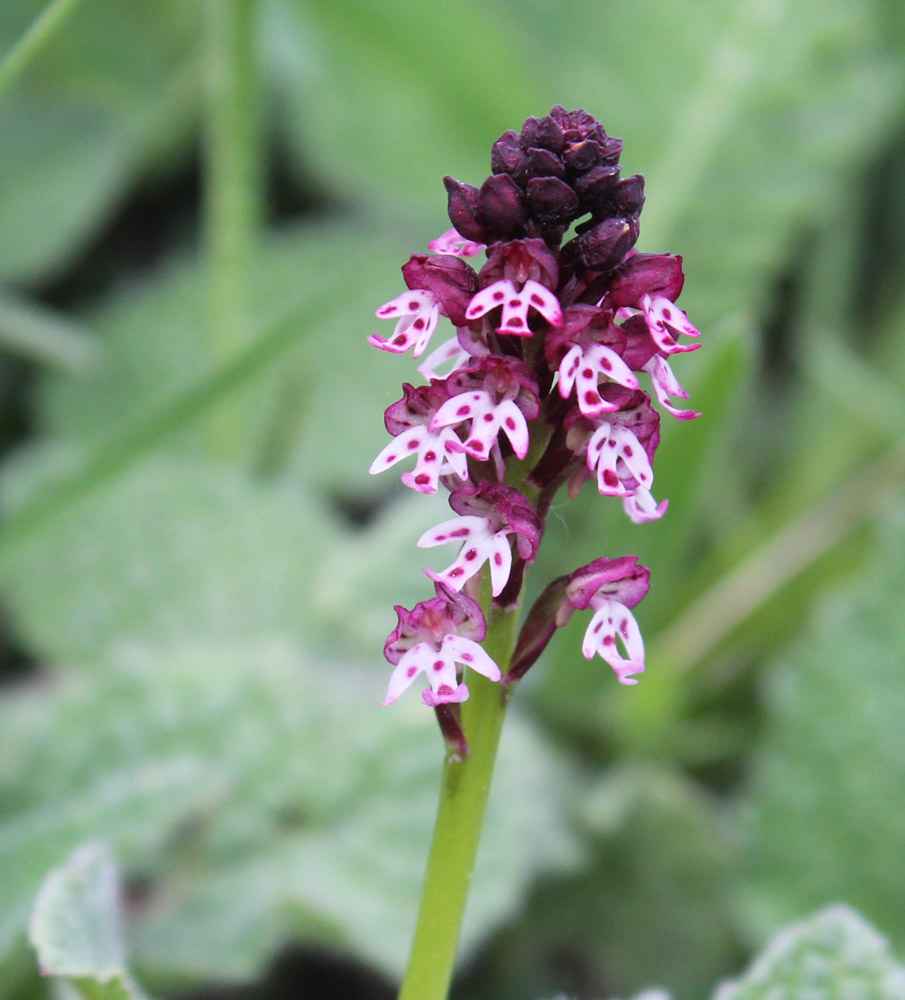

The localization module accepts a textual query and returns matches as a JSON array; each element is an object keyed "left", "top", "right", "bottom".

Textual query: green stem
[
  {"left": 0, "top": 0, "right": 85, "bottom": 101},
  {"left": 398, "top": 604, "right": 521, "bottom": 1000},
  {"left": 202, "top": 0, "right": 263, "bottom": 460}
]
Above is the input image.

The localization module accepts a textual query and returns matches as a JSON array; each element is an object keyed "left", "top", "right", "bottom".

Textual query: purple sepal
[
  {"left": 448, "top": 483, "right": 542, "bottom": 571},
  {"left": 383, "top": 381, "right": 451, "bottom": 436},
  {"left": 403, "top": 254, "right": 478, "bottom": 327},
  {"left": 479, "top": 238, "right": 559, "bottom": 292},
  {"left": 606, "top": 253, "right": 685, "bottom": 309},
  {"left": 544, "top": 304, "right": 624, "bottom": 368},
  {"left": 384, "top": 581, "right": 487, "bottom": 664},
  {"left": 446, "top": 356, "right": 542, "bottom": 421}
]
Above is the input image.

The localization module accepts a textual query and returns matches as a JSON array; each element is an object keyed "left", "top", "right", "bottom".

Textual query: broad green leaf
[
  {"left": 739, "top": 509, "right": 905, "bottom": 946},
  {"left": 714, "top": 906, "right": 905, "bottom": 1000},
  {"left": 0, "top": 640, "right": 577, "bottom": 982},
  {"left": 28, "top": 842, "right": 147, "bottom": 1000}
]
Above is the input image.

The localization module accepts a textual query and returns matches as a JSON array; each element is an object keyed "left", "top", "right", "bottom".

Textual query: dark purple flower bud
[
  {"left": 477, "top": 173, "right": 528, "bottom": 237},
  {"left": 525, "top": 147, "right": 565, "bottom": 179},
  {"left": 612, "top": 174, "right": 646, "bottom": 216},
  {"left": 531, "top": 113, "right": 566, "bottom": 153},
  {"left": 491, "top": 130, "right": 527, "bottom": 176},
  {"left": 526, "top": 176, "right": 580, "bottom": 225},
  {"left": 403, "top": 253, "right": 478, "bottom": 327},
  {"left": 444, "top": 176, "right": 495, "bottom": 244},
  {"left": 574, "top": 216, "right": 638, "bottom": 270},
  {"left": 562, "top": 140, "right": 601, "bottom": 172},
  {"left": 572, "top": 164, "right": 621, "bottom": 207}
]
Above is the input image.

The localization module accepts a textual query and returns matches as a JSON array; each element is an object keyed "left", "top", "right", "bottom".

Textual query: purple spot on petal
[
  {"left": 483, "top": 413, "right": 494, "bottom": 422},
  {"left": 508, "top": 317, "right": 524, "bottom": 327},
  {"left": 505, "top": 417, "right": 516, "bottom": 430},
  {"left": 407, "top": 439, "right": 419, "bottom": 450},
  {"left": 407, "top": 666, "right": 417, "bottom": 677},
  {"left": 530, "top": 293, "right": 544, "bottom": 305},
  {"left": 493, "top": 290, "right": 505, "bottom": 301},
  {"left": 449, "top": 568, "right": 464, "bottom": 578},
  {"left": 494, "top": 553, "right": 503, "bottom": 565},
  {"left": 464, "top": 549, "right": 478, "bottom": 561},
  {"left": 582, "top": 368, "right": 593, "bottom": 379},
  {"left": 414, "top": 319, "right": 425, "bottom": 329},
  {"left": 457, "top": 405, "right": 471, "bottom": 416},
  {"left": 433, "top": 660, "right": 444, "bottom": 671},
  {"left": 424, "top": 451, "right": 437, "bottom": 462},
  {"left": 409, "top": 300, "right": 420, "bottom": 311},
  {"left": 415, "top": 474, "right": 430, "bottom": 485},
  {"left": 602, "top": 359, "right": 612, "bottom": 371},
  {"left": 584, "top": 391, "right": 599, "bottom": 405},
  {"left": 603, "top": 635, "right": 615, "bottom": 646},
  {"left": 603, "top": 470, "right": 619, "bottom": 487},
  {"left": 623, "top": 445, "right": 633, "bottom": 456},
  {"left": 461, "top": 652, "right": 473, "bottom": 662}
]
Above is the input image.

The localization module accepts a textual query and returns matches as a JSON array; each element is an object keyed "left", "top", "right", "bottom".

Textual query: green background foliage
[{"left": 2, "top": 0, "right": 905, "bottom": 998}]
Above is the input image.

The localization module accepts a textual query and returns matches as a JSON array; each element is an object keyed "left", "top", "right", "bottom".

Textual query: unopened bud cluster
[{"left": 368, "top": 107, "right": 701, "bottom": 719}]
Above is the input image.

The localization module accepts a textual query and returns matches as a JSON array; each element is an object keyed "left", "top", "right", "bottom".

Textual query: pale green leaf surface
[
  {"left": 0, "top": 453, "right": 340, "bottom": 665},
  {"left": 0, "top": 1, "right": 200, "bottom": 282},
  {"left": 28, "top": 842, "right": 146, "bottom": 1000},
  {"left": 714, "top": 906, "right": 905, "bottom": 1000},
  {"left": 0, "top": 640, "right": 577, "bottom": 982},
  {"left": 739, "top": 510, "right": 905, "bottom": 946}
]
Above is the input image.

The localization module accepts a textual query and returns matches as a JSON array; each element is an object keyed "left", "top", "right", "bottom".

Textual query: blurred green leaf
[
  {"left": 0, "top": 453, "right": 341, "bottom": 663},
  {"left": 739, "top": 509, "right": 905, "bottom": 946},
  {"left": 714, "top": 906, "right": 905, "bottom": 1000},
  {"left": 0, "top": 0, "right": 200, "bottom": 283},
  {"left": 0, "top": 640, "right": 577, "bottom": 983},
  {"left": 28, "top": 842, "right": 148, "bottom": 1000}
]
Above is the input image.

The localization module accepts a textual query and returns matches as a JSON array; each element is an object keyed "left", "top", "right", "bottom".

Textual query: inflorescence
[{"left": 368, "top": 107, "right": 701, "bottom": 730}]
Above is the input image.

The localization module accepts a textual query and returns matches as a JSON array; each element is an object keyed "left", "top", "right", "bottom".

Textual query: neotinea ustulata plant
[{"left": 367, "top": 106, "right": 702, "bottom": 1000}]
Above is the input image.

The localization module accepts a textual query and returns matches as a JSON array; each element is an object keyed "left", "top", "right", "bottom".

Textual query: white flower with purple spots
[
  {"left": 428, "top": 228, "right": 486, "bottom": 258},
  {"left": 558, "top": 341, "right": 640, "bottom": 416},
  {"left": 586, "top": 421, "right": 654, "bottom": 498},
  {"left": 381, "top": 582, "right": 500, "bottom": 707},
  {"left": 465, "top": 278, "right": 562, "bottom": 336},
  {"left": 430, "top": 390, "right": 530, "bottom": 464},
  {"left": 368, "top": 289, "right": 442, "bottom": 359},
  {"left": 642, "top": 355, "right": 699, "bottom": 420},
  {"left": 555, "top": 556, "right": 651, "bottom": 685},
  {"left": 639, "top": 294, "right": 701, "bottom": 355},
  {"left": 418, "top": 484, "right": 541, "bottom": 598},
  {"left": 369, "top": 426, "right": 468, "bottom": 494}
]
